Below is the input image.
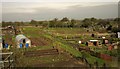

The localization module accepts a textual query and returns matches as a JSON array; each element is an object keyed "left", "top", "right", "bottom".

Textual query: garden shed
[
  {"left": 15, "top": 34, "right": 31, "bottom": 48},
  {"left": 88, "top": 40, "right": 99, "bottom": 46}
]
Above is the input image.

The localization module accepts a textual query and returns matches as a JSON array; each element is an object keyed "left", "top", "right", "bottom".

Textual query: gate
[{"left": 0, "top": 52, "right": 14, "bottom": 69}]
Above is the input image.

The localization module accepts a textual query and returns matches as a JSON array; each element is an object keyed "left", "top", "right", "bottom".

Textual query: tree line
[{"left": 2, "top": 17, "right": 120, "bottom": 33}]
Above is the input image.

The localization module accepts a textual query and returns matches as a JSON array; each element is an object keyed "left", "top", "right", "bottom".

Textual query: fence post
[
  {"left": 11, "top": 53, "right": 14, "bottom": 68},
  {"left": 103, "top": 63, "right": 106, "bottom": 69},
  {"left": 95, "top": 61, "right": 98, "bottom": 69},
  {"left": 8, "top": 57, "right": 10, "bottom": 69}
]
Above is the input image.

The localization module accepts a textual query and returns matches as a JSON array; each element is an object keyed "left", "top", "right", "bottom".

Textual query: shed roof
[
  {"left": 90, "top": 40, "right": 98, "bottom": 42},
  {"left": 16, "top": 34, "right": 28, "bottom": 41}
]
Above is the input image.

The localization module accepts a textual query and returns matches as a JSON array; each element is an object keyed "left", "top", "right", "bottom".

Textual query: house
[{"left": 15, "top": 34, "right": 31, "bottom": 48}]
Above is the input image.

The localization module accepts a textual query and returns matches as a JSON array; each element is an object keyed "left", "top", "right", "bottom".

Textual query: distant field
[
  {"left": 47, "top": 28, "right": 110, "bottom": 34},
  {"left": 47, "top": 28, "right": 90, "bottom": 34},
  {"left": 47, "top": 28, "right": 111, "bottom": 40},
  {"left": 22, "top": 27, "right": 45, "bottom": 37},
  {"left": 21, "top": 27, "right": 111, "bottom": 49}
]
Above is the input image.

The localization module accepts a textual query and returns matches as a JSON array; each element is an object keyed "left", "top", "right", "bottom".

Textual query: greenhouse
[{"left": 15, "top": 34, "right": 31, "bottom": 48}]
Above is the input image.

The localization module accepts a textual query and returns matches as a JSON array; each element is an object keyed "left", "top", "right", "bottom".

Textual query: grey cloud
[{"left": 2, "top": 3, "right": 118, "bottom": 22}]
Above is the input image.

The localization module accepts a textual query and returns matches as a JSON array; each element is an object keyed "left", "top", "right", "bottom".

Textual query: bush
[{"left": 111, "top": 27, "right": 119, "bottom": 33}]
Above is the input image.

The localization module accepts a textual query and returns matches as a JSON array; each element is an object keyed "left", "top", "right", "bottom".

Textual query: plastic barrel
[
  {"left": 20, "top": 43, "right": 23, "bottom": 48},
  {"left": 5, "top": 44, "right": 8, "bottom": 48},
  {"left": 26, "top": 43, "right": 29, "bottom": 48}
]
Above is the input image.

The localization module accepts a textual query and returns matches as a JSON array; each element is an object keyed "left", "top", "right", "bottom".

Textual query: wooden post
[
  {"left": 10, "top": 52, "right": 14, "bottom": 68},
  {"left": 81, "top": 57, "right": 84, "bottom": 62},
  {"left": 95, "top": 61, "right": 98, "bottom": 69},
  {"left": 103, "top": 63, "right": 106, "bottom": 69},
  {"left": 8, "top": 57, "right": 10, "bottom": 68},
  {"left": 89, "top": 64, "right": 92, "bottom": 68}
]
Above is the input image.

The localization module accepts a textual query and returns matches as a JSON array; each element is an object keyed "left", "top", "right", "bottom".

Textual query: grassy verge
[{"left": 82, "top": 51, "right": 105, "bottom": 66}]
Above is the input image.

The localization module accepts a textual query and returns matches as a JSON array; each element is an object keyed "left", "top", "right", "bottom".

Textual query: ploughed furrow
[{"left": 24, "top": 49, "right": 59, "bottom": 57}]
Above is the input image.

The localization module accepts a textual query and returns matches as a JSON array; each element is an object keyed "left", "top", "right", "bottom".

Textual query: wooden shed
[{"left": 88, "top": 40, "right": 99, "bottom": 46}]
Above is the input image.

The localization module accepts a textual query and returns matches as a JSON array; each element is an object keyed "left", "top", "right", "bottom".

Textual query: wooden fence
[{"left": 0, "top": 52, "right": 14, "bottom": 69}]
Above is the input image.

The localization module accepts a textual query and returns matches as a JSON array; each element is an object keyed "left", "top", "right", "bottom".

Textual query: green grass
[
  {"left": 44, "top": 31, "right": 83, "bottom": 58},
  {"left": 12, "top": 45, "right": 68, "bottom": 67},
  {"left": 3, "top": 26, "right": 114, "bottom": 67},
  {"left": 26, "top": 46, "right": 53, "bottom": 51},
  {"left": 47, "top": 28, "right": 89, "bottom": 34},
  {"left": 16, "top": 54, "right": 68, "bottom": 67},
  {"left": 82, "top": 51, "right": 105, "bottom": 66},
  {"left": 45, "top": 28, "right": 105, "bottom": 66},
  {"left": 43, "top": 34, "right": 53, "bottom": 40},
  {"left": 60, "top": 42, "right": 82, "bottom": 57},
  {"left": 22, "top": 27, "right": 45, "bottom": 38},
  {"left": 22, "top": 27, "right": 41, "bottom": 31},
  {"left": 80, "top": 44, "right": 86, "bottom": 47}
]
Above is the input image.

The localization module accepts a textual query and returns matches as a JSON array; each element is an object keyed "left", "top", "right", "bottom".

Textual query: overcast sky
[
  {"left": 1, "top": 0, "right": 119, "bottom": 2},
  {"left": 2, "top": 2, "right": 119, "bottom": 22}
]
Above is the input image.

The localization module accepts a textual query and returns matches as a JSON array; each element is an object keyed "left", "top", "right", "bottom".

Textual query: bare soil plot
[
  {"left": 30, "top": 37, "right": 52, "bottom": 46},
  {"left": 24, "top": 49, "right": 59, "bottom": 57}
]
